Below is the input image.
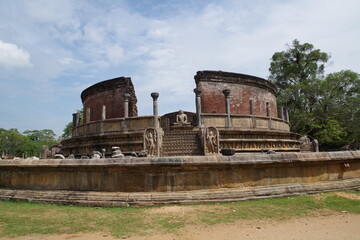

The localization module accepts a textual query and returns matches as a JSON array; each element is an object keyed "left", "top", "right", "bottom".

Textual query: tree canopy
[
  {"left": 269, "top": 39, "right": 360, "bottom": 150},
  {"left": 0, "top": 128, "right": 57, "bottom": 157}
]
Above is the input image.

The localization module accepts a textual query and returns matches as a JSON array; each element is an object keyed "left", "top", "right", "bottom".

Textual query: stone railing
[
  {"left": 72, "top": 116, "right": 155, "bottom": 137},
  {"left": 201, "top": 114, "right": 290, "bottom": 131}
]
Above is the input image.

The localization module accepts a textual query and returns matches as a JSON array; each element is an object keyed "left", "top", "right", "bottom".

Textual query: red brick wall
[
  {"left": 196, "top": 72, "right": 278, "bottom": 117},
  {"left": 81, "top": 77, "right": 137, "bottom": 122}
]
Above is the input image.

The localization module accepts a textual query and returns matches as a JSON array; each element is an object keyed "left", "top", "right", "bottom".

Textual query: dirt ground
[{"left": 2, "top": 213, "right": 359, "bottom": 240}]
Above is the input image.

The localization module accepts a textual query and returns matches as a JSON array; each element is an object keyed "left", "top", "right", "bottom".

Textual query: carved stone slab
[
  {"left": 204, "top": 126, "right": 220, "bottom": 155},
  {"left": 144, "top": 128, "right": 164, "bottom": 157}
]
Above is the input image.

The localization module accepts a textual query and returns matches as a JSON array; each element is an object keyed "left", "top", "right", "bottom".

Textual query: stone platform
[{"left": 0, "top": 151, "right": 359, "bottom": 206}]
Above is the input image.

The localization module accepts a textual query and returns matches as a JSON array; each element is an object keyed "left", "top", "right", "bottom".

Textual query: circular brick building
[
  {"left": 62, "top": 70, "right": 302, "bottom": 158},
  {"left": 81, "top": 77, "right": 138, "bottom": 123},
  {"left": 195, "top": 71, "right": 278, "bottom": 117}
]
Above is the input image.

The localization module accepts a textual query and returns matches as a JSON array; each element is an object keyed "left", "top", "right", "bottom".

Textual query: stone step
[{"left": 162, "top": 130, "right": 202, "bottom": 156}]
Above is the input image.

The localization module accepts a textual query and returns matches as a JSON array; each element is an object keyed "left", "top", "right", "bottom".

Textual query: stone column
[
  {"left": 151, "top": 92, "right": 159, "bottom": 128},
  {"left": 124, "top": 94, "right": 130, "bottom": 118},
  {"left": 281, "top": 106, "right": 285, "bottom": 120},
  {"left": 72, "top": 113, "right": 77, "bottom": 128},
  {"left": 222, "top": 89, "right": 231, "bottom": 128},
  {"left": 250, "top": 100, "right": 256, "bottom": 128},
  {"left": 102, "top": 105, "right": 106, "bottom": 120},
  {"left": 266, "top": 102, "right": 270, "bottom": 117},
  {"left": 266, "top": 102, "right": 272, "bottom": 129},
  {"left": 194, "top": 88, "right": 202, "bottom": 127},
  {"left": 249, "top": 100, "right": 254, "bottom": 116}
]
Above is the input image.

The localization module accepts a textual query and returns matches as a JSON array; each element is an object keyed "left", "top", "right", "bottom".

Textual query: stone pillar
[
  {"left": 266, "top": 102, "right": 270, "bottom": 117},
  {"left": 151, "top": 92, "right": 159, "bottom": 129},
  {"left": 281, "top": 106, "right": 285, "bottom": 120},
  {"left": 124, "top": 94, "right": 130, "bottom": 118},
  {"left": 72, "top": 113, "right": 77, "bottom": 128},
  {"left": 102, "top": 105, "right": 106, "bottom": 120},
  {"left": 222, "top": 89, "right": 231, "bottom": 128},
  {"left": 249, "top": 100, "right": 254, "bottom": 116},
  {"left": 250, "top": 100, "right": 256, "bottom": 128},
  {"left": 194, "top": 88, "right": 202, "bottom": 127},
  {"left": 76, "top": 112, "right": 81, "bottom": 125}
]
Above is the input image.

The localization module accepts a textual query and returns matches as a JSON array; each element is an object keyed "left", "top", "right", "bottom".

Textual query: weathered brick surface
[
  {"left": 195, "top": 71, "right": 278, "bottom": 117},
  {"left": 81, "top": 77, "right": 138, "bottom": 122}
]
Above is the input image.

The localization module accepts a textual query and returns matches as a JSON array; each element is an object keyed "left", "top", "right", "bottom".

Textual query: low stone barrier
[{"left": 0, "top": 151, "right": 359, "bottom": 206}]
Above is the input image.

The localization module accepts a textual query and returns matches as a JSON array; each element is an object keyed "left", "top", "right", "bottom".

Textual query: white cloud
[
  {"left": 0, "top": 40, "right": 32, "bottom": 68},
  {"left": 107, "top": 45, "right": 124, "bottom": 65},
  {"left": 0, "top": 0, "right": 359, "bottom": 134},
  {"left": 59, "top": 57, "right": 83, "bottom": 65}
]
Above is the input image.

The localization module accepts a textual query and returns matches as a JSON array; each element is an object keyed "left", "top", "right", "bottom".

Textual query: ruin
[
  {"left": 0, "top": 70, "right": 359, "bottom": 206},
  {"left": 61, "top": 71, "right": 302, "bottom": 158}
]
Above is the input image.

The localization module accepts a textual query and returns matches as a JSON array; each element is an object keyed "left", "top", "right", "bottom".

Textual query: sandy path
[{"left": 2, "top": 213, "right": 359, "bottom": 240}]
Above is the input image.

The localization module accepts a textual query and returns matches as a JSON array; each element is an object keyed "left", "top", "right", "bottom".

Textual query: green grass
[{"left": 0, "top": 191, "right": 359, "bottom": 238}]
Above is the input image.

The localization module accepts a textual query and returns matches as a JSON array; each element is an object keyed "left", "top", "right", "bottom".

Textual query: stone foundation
[{"left": 0, "top": 151, "right": 359, "bottom": 206}]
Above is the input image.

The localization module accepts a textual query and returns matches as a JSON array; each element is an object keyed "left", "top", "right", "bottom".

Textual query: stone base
[{"left": 0, "top": 178, "right": 359, "bottom": 206}]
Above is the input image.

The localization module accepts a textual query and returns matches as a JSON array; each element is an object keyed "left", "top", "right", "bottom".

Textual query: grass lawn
[{"left": 0, "top": 191, "right": 359, "bottom": 238}]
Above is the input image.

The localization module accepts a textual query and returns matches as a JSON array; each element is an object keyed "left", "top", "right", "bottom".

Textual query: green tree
[
  {"left": 23, "top": 129, "right": 56, "bottom": 143},
  {"left": 315, "top": 70, "right": 360, "bottom": 148},
  {"left": 61, "top": 122, "right": 73, "bottom": 140},
  {"left": 269, "top": 39, "right": 360, "bottom": 150},
  {"left": 23, "top": 129, "right": 57, "bottom": 156},
  {"left": 269, "top": 39, "right": 329, "bottom": 114},
  {"left": 0, "top": 128, "right": 36, "bottom": 157}
]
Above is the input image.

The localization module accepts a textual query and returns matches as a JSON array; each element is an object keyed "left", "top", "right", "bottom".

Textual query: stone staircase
[{"left": 162, "top": 130, "right": 203, "bottom": 156}]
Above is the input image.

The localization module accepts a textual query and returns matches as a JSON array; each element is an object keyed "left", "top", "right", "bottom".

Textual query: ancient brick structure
[
  {"left": 62, "top": 70, "right": 305, "bottom": 157},
  {"left": 195, "top": 71, "right": 278, "bottom": 117},
  {"left": 81, "top": 77, "right": 137, "bottom": 123},
  {"left": 2, "top": 70, "right": 359, "bottom": 207}
]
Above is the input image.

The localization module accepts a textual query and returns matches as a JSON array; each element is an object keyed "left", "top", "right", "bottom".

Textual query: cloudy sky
[{"left": 0, "top": 0, "right": 359, "bottom": 136}]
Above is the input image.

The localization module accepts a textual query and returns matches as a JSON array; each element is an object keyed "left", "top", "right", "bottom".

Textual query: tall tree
[
  {"left": 269, "top": 39, "right": 359, "bottom": 150},
  {"left": 0, "top": 128, "right": 36, "bottom": 157},
  {"left": 314, "top": 70, "right": 360, "bottom": 148},
  {"left": 269, "top": 39, "right": 329, "bottom": 115}
]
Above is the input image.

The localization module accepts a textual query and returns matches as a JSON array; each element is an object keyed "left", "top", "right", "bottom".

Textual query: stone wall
[
  {"left": 81, "top": 77, "right": 138, "bottom": 122},
  {"left": 1, "top": 151, "right": 359, "bottom": 192},
  {"left": 1, "top": 151, "right": 359, "bottom": 206},
  {"left": 195, "top": 71, "right": 278, "bottom": 117}
]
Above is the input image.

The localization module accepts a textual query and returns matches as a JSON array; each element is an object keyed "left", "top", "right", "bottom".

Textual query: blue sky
[{"left": 0, "top": 0, "right": 359, "bottom": 136}]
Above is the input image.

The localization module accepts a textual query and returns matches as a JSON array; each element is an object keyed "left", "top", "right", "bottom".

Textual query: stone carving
[
  {"left": 221, "top": 141, "right": 299, "bottom": 150},
  {"left": 67, "top": 154, "right": 75, "bottom": 159},
  {"left": 43, "top": 144, "right": 62, "bottom": 159},
  {"left": 92, "top": 151, "right": 102, "bottom": 159},
  {"left": 51, "top": 145, "right": 62, "bottom": 157},
  {"left": 102, "top": 149, "right": 106, "bottom": 159},
  {"left": 174, "top": 110, "right": 191, "bottom": 126},
  {"left": 299, "top": 135, "right": 312, "bottom": 152},
  {"left": 41, "top": 145, "right": 50, "bottom": 159},
  {"left": 145, "top": 128, "right": 156, "bottom": 156},
  {"left": 144, "top": 128, "right": 163, "bottom": 157},
  {"left": 112, "top": 147, "right": 124, "bottom": 158},
  {"left": 204, "top": 127, "right": 219, "bottom": 155}
]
